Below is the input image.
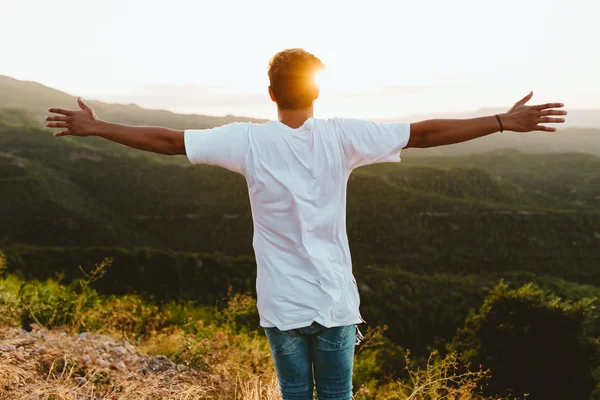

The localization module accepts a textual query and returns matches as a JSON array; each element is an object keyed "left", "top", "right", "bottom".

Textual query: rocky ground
[{"left": 0, "top": 325, "right": 222, "bottom": 399}]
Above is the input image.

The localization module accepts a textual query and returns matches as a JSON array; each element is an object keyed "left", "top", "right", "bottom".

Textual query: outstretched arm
[
  {"left": 46, "top": 98, "right": 185, "bottom": 155},
  {"left": 406, "top": 92, "right": 567, "bottom": 148}
]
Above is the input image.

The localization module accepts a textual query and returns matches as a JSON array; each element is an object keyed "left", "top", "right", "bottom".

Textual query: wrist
[
  {"left": 497, "top": 113, "right": 513, "bottom": 132},
  {"left": 87, "top": 120, "right": 105, "bottom": 136}
]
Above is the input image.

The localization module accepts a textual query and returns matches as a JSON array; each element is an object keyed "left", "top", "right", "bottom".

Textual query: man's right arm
[
  {"left": 46, "top": 98, "right": 185, "bottom": 156},
  {"left": 406, "top": 92, "right": 566, "bottom": 149}
]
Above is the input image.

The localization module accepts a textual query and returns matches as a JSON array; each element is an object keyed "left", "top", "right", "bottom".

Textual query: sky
[{"left": 1, "top": 0, "right": 599, "bottom": 119}]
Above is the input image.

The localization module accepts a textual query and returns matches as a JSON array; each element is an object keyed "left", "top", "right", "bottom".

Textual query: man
[{"left": 46, "top": 48, "right": 566, "bottom": 400}]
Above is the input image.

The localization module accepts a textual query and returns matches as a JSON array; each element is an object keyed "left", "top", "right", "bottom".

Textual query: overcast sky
[{"left": 2, "top": 0, "right": 599, "bottom": 119}]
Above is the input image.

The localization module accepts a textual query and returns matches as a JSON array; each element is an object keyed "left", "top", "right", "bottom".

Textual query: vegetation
[
  {"left": 451, "top": 282, "right": 600, "bottom": 399},
  {"left": 1, "top": 121, "right": 599, "bottom": 277},
  {"left": 1, "top": 91, "right": 599, "bottom": 399},
  {"left": 0, "top": 264, "right": 499, "bottom": 399}
]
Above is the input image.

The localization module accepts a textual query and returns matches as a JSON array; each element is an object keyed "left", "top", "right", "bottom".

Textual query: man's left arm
[
  {"left": 407, "top": 92, "right": 567, "bottom": 148},
  {"left": 46, "top": 98, "right": 250, "bottom": 174},
  {"left": 46, "top": 98, "right": 185, "bottom": 155}
]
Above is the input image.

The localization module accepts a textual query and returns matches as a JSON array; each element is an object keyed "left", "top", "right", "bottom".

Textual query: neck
[{"left": 277, "top": 106, "right": 314, "bottom": 129}]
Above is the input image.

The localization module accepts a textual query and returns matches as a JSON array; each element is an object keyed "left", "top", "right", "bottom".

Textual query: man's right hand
[
  {"left": 46, "top": 97, "right": 99, "bottom": 137},
  {"left": 500, "top": 91, "right": 567, "bottom": 133}
]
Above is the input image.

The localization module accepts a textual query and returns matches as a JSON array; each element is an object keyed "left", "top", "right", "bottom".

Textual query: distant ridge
[
  {"left": 1, "top": 74, "right": 599, "bottom": 157},
  {"left": 0, "top": 75, "right": 268, "bottom": 130}
]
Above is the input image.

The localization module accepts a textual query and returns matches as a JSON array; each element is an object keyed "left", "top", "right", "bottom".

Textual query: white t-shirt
[{"left": 185, "top": 118, "right": 410, "bottom": 330}]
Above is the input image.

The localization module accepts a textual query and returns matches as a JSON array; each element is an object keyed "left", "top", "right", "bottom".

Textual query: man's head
[{"left": 268, "top": 48, "right": 325, "bottom": 110}]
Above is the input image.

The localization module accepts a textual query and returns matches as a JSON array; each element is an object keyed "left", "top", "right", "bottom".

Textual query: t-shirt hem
[{"left": 260, "top": 316, "right": 365, "bottom": 331}]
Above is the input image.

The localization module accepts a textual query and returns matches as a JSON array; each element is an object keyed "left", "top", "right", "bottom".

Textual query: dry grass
[
  {"left": 0, "top": 325, "right": 500, "bottom": 400},
  {"left": 0, "top": 350, "right": 282, "bottom": 400},
  {"left": 0, "top": 326, "right": 281, "bottom": 400}
]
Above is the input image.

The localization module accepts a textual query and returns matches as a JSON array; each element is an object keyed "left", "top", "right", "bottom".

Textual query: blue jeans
[{"left": 264, "top": 322, "right": 362, "bottom": 400}]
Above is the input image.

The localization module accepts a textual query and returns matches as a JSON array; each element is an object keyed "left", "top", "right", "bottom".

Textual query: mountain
[
  {"left": 1, "top": 80, "right": 600, "bottom": 360},
  {"left": 3, "top": 111, "right": 600, "bottom": 358},
  {"left": 1, "top": 75, "right": 599, "bottom": 282},
  {"left": 3, "top": 74, "right": 599, "bottom": 158},
  {"left": 1, "top": 111, "right": 599, "bottom": 278},
  {"left": 0, "top": 75, "right": 268, "bottom": 130}
]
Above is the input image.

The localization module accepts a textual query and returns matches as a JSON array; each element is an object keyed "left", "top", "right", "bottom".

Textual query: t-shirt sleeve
[
  {"left": 337, "top": 118, "right": 411, "bottom": 170},
  {"left": 184, "top": 122, "right": 250, "bottom": 175}
]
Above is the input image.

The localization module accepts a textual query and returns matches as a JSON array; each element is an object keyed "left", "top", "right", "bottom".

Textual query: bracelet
[{"left": 495, "top": 114, "right": 504, "bottom": 132}]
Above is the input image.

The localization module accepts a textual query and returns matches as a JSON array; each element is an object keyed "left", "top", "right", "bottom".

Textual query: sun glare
[
  {"left": 314, "top": 69, "right": 327, "bottom": 89},
  {"left": 312, "top": 66, "right": 370, "bottom": 96},
  {"left": 313, "top": 68, "right": 342, "bottom": 94}
]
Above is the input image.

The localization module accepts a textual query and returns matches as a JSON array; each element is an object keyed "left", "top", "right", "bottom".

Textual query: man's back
[{"left": 184, "top": 117, "right": 410, "bottom": 330}]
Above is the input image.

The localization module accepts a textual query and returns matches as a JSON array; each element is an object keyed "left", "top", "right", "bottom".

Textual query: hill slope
[
  {"left": 2, "top": 110, "right": 600, "bottom": 358},
  {"left": 0, "top": 75, "right": 267, "bottom": 130},
  {"left": 2, "top": 74, "right": 599, "bottom": 157},
  {"left": 1, "top": 114, "right": 599, "bottom": 281}
]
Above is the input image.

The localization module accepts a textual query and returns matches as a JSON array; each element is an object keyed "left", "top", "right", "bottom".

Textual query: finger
[
  {"left": 47, "top": 108, "right": 74, "bottom": 116},
  {"left": 515, "top": 91, "right": 534, "bottom": 106},
  {"left": 536, "top": 125, "right": 557, "bottom": 132},
  {"left": 540, "top": 110, "right": 568, "bottom": 116},
  {"left": 53, "top": 130, "right": 72, "bottom": 137},
  {"left": 77, "top": 97, "right": 90, "bottom": 111},
  {"left": 45, "top": 115, "right": 69, "bottom": 122},
  {"left": 46, "top": 121, "right": 68, "bottom": 128},
  {"left": 533, "top": 103, "right": 564, "bottom": 111},
  {"left": 539, "top": 117, "right": 565, "bottom": 124}
]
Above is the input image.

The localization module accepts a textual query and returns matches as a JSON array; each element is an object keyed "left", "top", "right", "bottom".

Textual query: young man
[{"left": 46, "top": 48, "right": 566, "bottom": 400}]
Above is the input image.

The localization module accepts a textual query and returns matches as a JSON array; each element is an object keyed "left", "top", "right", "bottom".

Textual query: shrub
[
  {"left": 17, "top": 259, "right": 110, "bottom": 331},
  {"left": 353, "top": 325, "right": 408, "bottom": 392},
  {"left": 451, "top": 281, "right": 598, "bottom": 399},
  {"left": 355, "top": 351, "right": 498, "bottom": 400}
]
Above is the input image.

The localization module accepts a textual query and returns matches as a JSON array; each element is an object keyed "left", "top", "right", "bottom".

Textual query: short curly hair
[{"left": 268, "top": 48, "right": 325, "bottom": 110}]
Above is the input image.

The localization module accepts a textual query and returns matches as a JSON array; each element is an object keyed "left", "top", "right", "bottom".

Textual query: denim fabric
[{"left": 264, "top": 322, "right": 360, "bottom": 400}]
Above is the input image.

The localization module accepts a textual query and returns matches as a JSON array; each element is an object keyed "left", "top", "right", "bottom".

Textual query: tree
[{"left": 451, "top": 281, "right": 598, "bottom": 400}]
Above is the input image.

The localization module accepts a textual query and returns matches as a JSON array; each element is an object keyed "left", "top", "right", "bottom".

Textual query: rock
[
  {"left": 35, "top": 346, "right": 47, "bottom": 354},
  {"left": 16, "top": 346, "right": 24, "bottom": 351},
  {"left": 0, "top": 343, "right": 16, "bottom": 351},
  {"left": 96, "top": 359, "right": 110, "bottom": 368},
  {"left": 149, "top": 355, "right": 175, "bottom": 373},
  {"left": 60, "top": 332, "right": 67, "bottom": 337},
  {"left": 80, "top": 354, "right": 91, "bottom": 364},
  {"left": 78, "top": 332, "right": 90, "bottom": 340},
  {"left": 74, "top": 377, "right": 87, "bottom": 385},
  {"left": 113, "top": 360, "right": 127, "bottom": 371},
  {"left": 29, "top": 323, "right": 41, "bottom": 331},
  {"left": 12, "top": 338, "right": 35, "bottom": 346},
  {"left": 177, "top": 364, "right": 187, "bottom": 371},
  {"left": 113, "top": 345, "right": 128, "bottom": 356}
]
